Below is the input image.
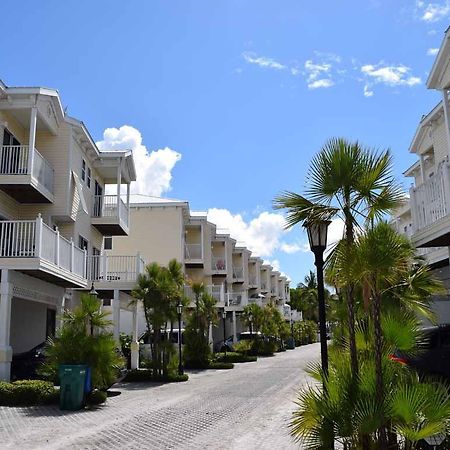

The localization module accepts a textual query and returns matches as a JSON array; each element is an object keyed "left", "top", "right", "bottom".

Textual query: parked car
[
  {"left": 10, "top": 342, "right": 46, "bottom": 381},
  {"left": 139, "top": 329, "right": 185, "bottom": 360},
  {"left": 214, "top": 336, "right": 234, "bottom": 353},
  {"left": 238, "top": 331, "right": 263, "bottom": 341},
  {"left": 390, "top": 324, "right": 450, "bottom": 379}
]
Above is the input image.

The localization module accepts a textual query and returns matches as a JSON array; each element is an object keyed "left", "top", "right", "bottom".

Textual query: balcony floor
[
  {"left": 92, "top": 220, "right": 129, "bottom": 236},
  {"left": 0, "top": 180, "right": 53, "bottom": 203}
]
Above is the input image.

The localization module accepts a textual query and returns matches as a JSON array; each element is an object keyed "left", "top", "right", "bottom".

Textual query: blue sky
[{"left": 1, "top": 0, "right": 448, "bottom": 285}]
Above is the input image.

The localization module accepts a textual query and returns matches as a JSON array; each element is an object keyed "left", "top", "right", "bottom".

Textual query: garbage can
[
  {"left": 59, "top": 364, "right": 87, "bottom": 411},
  {"left": 286, "top": 337, "right": 295, "bottom": 349}
]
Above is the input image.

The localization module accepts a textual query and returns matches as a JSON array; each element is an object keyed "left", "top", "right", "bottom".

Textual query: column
[
  {"left": 130, "top": 303, "right": 139, "bottom": 370},
  {"left": 208, "top": 322, "right": 213, "bottom": 351},
  {"left": 112, "top": 289, "right": 120, "bottom": 343},
  {"left": 0, "top": 121, "right": 5, "bottom": 147},
  {"left": 442, "top": 90, "right": 450, "bottom": 157},
  {"left": 126, "top": 182, "right": 131, "bottom": 226},
  {"left": 56, "top": 294, "right": 66, "bottom": 332},
  {"left": 232, "top": 310, "right": 237, "bottom": 344},
  {"left": 0, "top": 270, "right": 13, "bottom": 381},
  {"left": 116, "top": 160, "right": 122, "bottom": 220},
  {"left": 28, "top": 106, "right": 37, "bottom": 175}
]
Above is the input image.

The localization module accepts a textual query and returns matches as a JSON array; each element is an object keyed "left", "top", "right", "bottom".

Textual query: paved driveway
[{"left": 0, "top": 343, "right": 319, "bottom": 450}]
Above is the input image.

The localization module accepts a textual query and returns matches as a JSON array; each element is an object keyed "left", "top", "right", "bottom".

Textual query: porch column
[
  {"left": 28, "top": 106, "right": 38, "bottom": 174},
  {"left": 442, "top": 90, "right": 450, "bottom": 158},
  {"left": 56, "top": 294, "right": 66, "bottom": 332},
  {"left": 232, "top": 310, "right": 237, "bottom": 344},
  {"left": 0, "top": 269, "right": 13, "bottom": 381},
  {"left": 208, "top": 321, "right": 213, "bottom": 351},
  {"left": 112, "top": 289, "right": 120, "bottom": 343},
  {"left": 116, "top": 160, "right": 122, "bottom": 219},
  {"left": 130, "top": 303, "right": 139, "bottom": 370},
  {"left": 0, "top": 121, "right": 5, "bottom": 147},
  {"left": 126, "top": 182, "right": 131, "bottom": 226},
  {"left": 419, "top": 155, "right": 426, "bottom": 184}
]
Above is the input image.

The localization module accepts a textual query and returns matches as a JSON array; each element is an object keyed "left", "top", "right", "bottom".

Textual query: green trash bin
[{"left": 59, "top": 364, "right": 87, "bottom": 411}]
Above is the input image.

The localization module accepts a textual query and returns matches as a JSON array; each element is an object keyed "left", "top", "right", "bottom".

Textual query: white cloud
[
  {"left": 242, "top": 52, "right": 286, "bottom": 70},
  {"left": 418, "top": 1, "right": 450, "bottom": 21},
  {"left": 308, "top": 79, "right": 335, "bottom": 89},
  {"left": 96, "top": 125, "right": 181, "bottom": 197},
  {"left": 360, "top": 63, "right": 421, "bottom": 96},
  {"left": 206, "top": 208, "right": 289, "bottom": 258},
  {"left": 427, "top": 47, "right": 439, "bottom": 55},
  {"left": 279, "top": 242, "right": 305, "bottom": 254},
  {"left": 264, "top": 259, "right": 281, "bottom": 271}
]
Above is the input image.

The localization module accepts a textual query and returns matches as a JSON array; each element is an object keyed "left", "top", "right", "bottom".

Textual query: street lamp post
[
  {"left": 249, "top": 312, "right": 253, "bottom": 338},
  {"left": 290, "top": 310, "right": 294, "bottom": 346},
  {"left": 221, "top": 309, "right": 227, "bottom": 359},
  {"left": 303, "top": 219, "right": 331, "bottom": 379},
  {"left": 177, "top": 302, "right": 183, "bottom": 375}
]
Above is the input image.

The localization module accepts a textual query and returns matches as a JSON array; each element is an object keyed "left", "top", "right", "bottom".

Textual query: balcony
[
  {"left": 91, "top": 195, "right": 129, "bottom": 236},
  {"left": 260, "top": 281, "right": 268, "bottom": 292},
  {"left": 248, "top": 275, "right": 258, "bottom": 288},
  {"left": 232, "top": 265, "right": 244, "bottom": 283},
  {"left": 184, "top": 243, "right": 203, "bottom": 266},
  {"left": 87, "top": 254, "right": 145, "bottom": 292},
  {"left": 184, "top": 284, "right": 225, "bottom": 306},
  {"left": 0, "top": 216, "right": 86, "bottom": 287},
  {"left": 226, "top": 292, "right": 247, "bottom": 307},
  {"left": 211, "top": 256, "right": 227, "bottom": 274},
  {"left": 0, "top": 145, "right": 54, "bottom": 203}
]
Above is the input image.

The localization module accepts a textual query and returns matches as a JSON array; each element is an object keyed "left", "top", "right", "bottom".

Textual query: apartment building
[
  {"left": 111, "top": 199, "right": 294, "bottom": 349},
  {"left": 0, "top": 80, "right": 139, "bottom": 381},
  {"left": 392, "top": 28, "right": 450, "bottom": 322}
]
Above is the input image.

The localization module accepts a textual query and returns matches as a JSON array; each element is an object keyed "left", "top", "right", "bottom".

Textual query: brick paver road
[{"left": 0, "top": 343, "right": 319, "bottom": 450}]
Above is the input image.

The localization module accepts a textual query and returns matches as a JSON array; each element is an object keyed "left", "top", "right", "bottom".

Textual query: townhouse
[
  {"left": 0, "top": 80, "right": 140, "bottom": 381},
  {"left": 392, "top": 28, "right": 450, "bottom": 322},
  {"left": 110, "top": 198, "right": 295, "bottom": 351}
]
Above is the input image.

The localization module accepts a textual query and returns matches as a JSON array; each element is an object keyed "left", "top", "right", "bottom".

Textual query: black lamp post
[
  {"left": 249, "top": 312, "right": 253, "bottom": 338},
  {"left": 303, "top": 219, "right": 331, "bottom": 379},
  {"left": 89, "top": 282, "right": 98, "bottom": 297},
  {"left": 290, "top": 310, "right": 294, "bottom": 344},
  {"left": 177, "top": 302, "right": 183, "bottom": 375},
  {"left": 221, "top": 309, "right": 227, "bottom": 359}
]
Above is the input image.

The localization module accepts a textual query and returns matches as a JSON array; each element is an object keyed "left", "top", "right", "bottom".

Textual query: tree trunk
[{"left": 372, "top": 291, "right": 386, "bottom": 449}]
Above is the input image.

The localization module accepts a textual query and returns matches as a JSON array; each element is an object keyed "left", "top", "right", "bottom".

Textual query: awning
[{"left": 72, "top": 171, "right": 88, "bottom": 214}]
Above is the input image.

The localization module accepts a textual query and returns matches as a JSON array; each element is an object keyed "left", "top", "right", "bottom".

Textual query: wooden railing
[
  {"left": 0, "top": 145, "right": 54, "bottom": 193},
  {"left": 0, "top": 215, "right": 85, "bottom": 278}
]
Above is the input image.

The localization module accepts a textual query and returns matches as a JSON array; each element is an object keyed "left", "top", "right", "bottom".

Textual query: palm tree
[
  {"left": 297, "top": 270, "right": 332, "bottom": 322},
  {"left": 274, "top": 137, "right": 404, "bottom": 379}
]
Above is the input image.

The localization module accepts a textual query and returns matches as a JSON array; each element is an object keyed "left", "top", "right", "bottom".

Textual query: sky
[{"left": 1, "top": 0, "right": 448, "bottom": 285}]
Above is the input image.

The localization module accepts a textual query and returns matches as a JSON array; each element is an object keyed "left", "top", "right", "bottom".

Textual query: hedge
[
  {"left": 207, "top": 361, "right": 234, "bottom": 370},
  {"left": 0, "top": 380, "right": 59, "bottom": 406},
  {"left": 123, "top": 370, "right": 189, "bottom": 383},
  {"left": 213, "top": 352, "right": 257, "bottom": 363}
]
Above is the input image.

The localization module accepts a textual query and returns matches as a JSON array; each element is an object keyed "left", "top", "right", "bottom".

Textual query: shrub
[
  {"left": 233, "top": 340, "right": 253, "bottom": 355},
  {"left": 123, "top": 369, "right": 188, "bottom": 383},
  {"left": 86, "top": 389, "right": 107, "bottom": 405},
  {"left": 251, "top": 339, "right": 277, "bottom": 356},
  {"left": 208, "top": 362, "right": 234, "bottom": 370},
  {"left": 0, "top": 380, "right": 58, "bottom": 406},
  {"left": 214, "top": 352, "right": 257, "bottom": 363}
]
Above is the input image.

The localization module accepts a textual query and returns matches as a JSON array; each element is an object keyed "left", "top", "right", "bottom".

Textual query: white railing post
[
  {"left": 28, "top": 107, "right": 37, "bottom": 176},
  {"left": 70, "top": 238, "right": 74, "bottom": 272},
  {"left": 55, "top": 227, "right": 60, "bottom": 266},
  {"left": 135, "top": 252, "right": 141, "bottom": 278},
  {"left": 102, "top": 254, "right": 108, "bottom": 281},
  {"left": 442, "top": 163, "right": 450, "bottom": 214},
  {"left": 83, "top": 249, "right": 87, "bottom": 278},
  {"left": 35, "top": 214, "right": 43, "bottom": 258}
]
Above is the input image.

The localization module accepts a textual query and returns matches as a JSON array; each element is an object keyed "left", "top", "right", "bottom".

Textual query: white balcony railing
[
  {"left": 0, "top": 145, "right": 54, "bottom": 193},
  {"left": 87, "top": 254, "right": 145, "bottom": 283},
  {"left": 212, "top": 256, "right": 226, "bottom": 271},
  {"left": 248, "top": 275, "right": 257, "bottom": 286},
  {"left": 410, "top": 161, "right": 450, "bottom": 232},
  {"left": 232, "top": 266, "right": 244, "bottom": 280},
  {"left": 0, "top": 216, "right": 85, "bottom": 278},
  {"left": 184, "top": 284, "right": 225, "bottom": 304},
  {"left": 184, "top": 243, "right": 202, "bottom": 260},
  {"left": 226, "top": 292, "right": 247, "bottom": 306},
  {"left": 92, "top": 195, "right": 129, "bottom": 228}
]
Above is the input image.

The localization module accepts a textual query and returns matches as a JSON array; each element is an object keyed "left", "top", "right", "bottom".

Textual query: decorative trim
[{"left": 12, "top": 285, "right": 59, "bottom": 305}]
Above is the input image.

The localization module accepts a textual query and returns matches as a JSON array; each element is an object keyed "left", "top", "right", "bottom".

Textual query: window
[
  {"left": 104, "top": 237, "right": 113, "bottom": 250},
  {"left": 78, "top": 235, "right": 88, "bottom": 251},
  {"left": 87, "top": 167, "right": 91, "bottom": 188},
  {"left": 81, "top": 159, "right": 86, "bottom": 181}
]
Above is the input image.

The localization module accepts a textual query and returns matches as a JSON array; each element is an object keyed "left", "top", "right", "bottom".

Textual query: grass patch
[
  {"left": 214, "top": 352, "right": 257, "bottom": 363},
  {"left": 207, "top": 362, "right": 234, "bottom": 370},
  {"left": 0, "top": 380, "right": 59, "bottom": 406},
  {"left": 123, "top": 369, "right": 189, "bottom": 383}
]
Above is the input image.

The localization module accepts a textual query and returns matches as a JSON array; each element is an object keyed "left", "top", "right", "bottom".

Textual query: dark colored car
[
  {"left": 214, "top": 336, "right": 234, "bottom": 353},
  {"left": 391, "top": 325, "right": 450, "bottom": 379},
  {"left": 11, "top": 342, "right": 46, "bottom": 381}
]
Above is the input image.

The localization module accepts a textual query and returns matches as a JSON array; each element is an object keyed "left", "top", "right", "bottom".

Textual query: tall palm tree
[{"left": 274, "top": 138, "right": 404, "bottom": 379}]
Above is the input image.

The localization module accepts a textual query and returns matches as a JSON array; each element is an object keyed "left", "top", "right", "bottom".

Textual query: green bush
[
  {"left": 86, "top": 389, "right": 107, "bottom": 405},
  {"left": 293, "top": 320, "right": 317, "bottom": 346},
  {"left": 234, "top": 339, "right": 277, "bottom": 356},
  {"left": 233, "top": 340, "right": 253, "bottom": 355},
  {"left": 123, "top": 369, "right": 188, "bottom": 383},
  {"left": 214, "top": 352, "right": 257, "bottom": 363},
  {"left": 0, "top": 380, "right": 58, "bottom": 406},
  {"left": 208, "top": 362, "right": 234, "bottom": 370}
]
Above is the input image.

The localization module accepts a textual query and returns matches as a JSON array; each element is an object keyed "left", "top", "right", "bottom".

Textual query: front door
[
  {"left": 46, "top": 309, "right": 56, "bottom": 338},
  {"left": 94, "top": 181, "right": 103, "bottom": 216}
]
